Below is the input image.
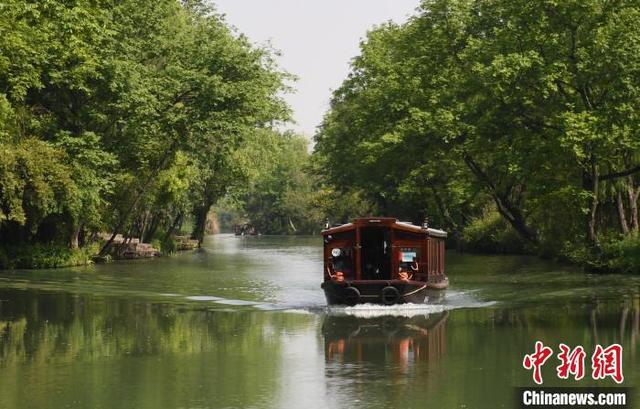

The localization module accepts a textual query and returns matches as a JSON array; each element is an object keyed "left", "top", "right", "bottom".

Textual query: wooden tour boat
[{"left": 321, "top": 217, "right": 448, "bottom": 306}]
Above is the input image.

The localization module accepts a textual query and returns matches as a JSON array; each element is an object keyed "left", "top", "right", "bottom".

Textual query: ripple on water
[
  {"left": 185, "top": 295, "right": 222, "bottom": 301},
  {"left": 437, "top": 289, "right": 498, "bottom": 309},
  {"left": 214, "top": 299, "right": 259, "bottom": 306}
]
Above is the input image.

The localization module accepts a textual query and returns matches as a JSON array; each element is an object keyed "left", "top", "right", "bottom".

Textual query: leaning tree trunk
[
  {"left": 99, "top": 138, "right": 180, "bottom": 257},
  {"left": 191, "top": 201, "right": 214, "bottom": 246},
  {"left": 143, "top": 212, "right": 162, "bottom": 243},
  {"left": 492, "top": 193, "right": 539, "bottom": 244},
  {"left": 163, "top": 212, "right": 183, "bottom": 244},
  {"left": 463, "top": 154, "right": 539, "bottom": 245}
]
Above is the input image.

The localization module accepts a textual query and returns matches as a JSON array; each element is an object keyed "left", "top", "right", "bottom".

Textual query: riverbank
[
  {"left": 0, "top": 235, "right": 200, "bottom": 270},
  {"left": 2, "top": 231, "right": 638, "bottom": 273},
  {"left": 0, "top": 244, "right": 97, "bottom": 270},
  {"left": 456, "top": 210, "right": 640, "bottom": 274}
]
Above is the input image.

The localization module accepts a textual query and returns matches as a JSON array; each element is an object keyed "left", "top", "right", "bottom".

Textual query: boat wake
[
  {"left": 171, "top": 289, "right": 496, "bottom": 316},
  {"left": 320, "top": 289, "right": 495, "bottom": 318},
  {"left": 435, "top": 289, "right": 497, "bottom": 310},
  {"left": 327, "top": 303, "right": 447, "bottom": 318}
]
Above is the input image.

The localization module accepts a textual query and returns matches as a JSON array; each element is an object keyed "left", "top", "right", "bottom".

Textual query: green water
[{"left": 0, "top": 234, "right": 638, "bottom": 409}]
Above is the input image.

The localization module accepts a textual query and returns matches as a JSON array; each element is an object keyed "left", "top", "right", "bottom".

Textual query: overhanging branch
[{"left": 601, "top": 165, "right": 640, "bottom": 181}]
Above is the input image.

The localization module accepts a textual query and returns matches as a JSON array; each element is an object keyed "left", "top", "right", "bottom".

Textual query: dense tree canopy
[
  {"left": 0, "top": 0, "right": 289, "bottom": 265},
  {"left": 2, "top": 0, "right": 640, "bottom": 272},
  {"left": 315, "top": 0, "right": 640, "bottom": 270}
]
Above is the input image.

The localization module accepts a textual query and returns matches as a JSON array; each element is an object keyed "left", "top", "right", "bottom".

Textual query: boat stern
[{"left": 322, "top": 279, "right": 442, "bottom": 306}]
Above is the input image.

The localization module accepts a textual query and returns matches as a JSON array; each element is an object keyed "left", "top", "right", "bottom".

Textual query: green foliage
[
  {"left": 601, "top": 237, "right": 640, "bottom": 274},
  {"left": 0, "top": 243, "right": 97, "bottom": 269},
  {"left": 0, "top": 0, "right": 289, "bottom": 264},
  {"left": 160, "top": 236, "right": 177, "bottom": 255},
  {"left": 566, "top": 236, "right": 640, "bottom": 274},
  {"left": 0, "top": 139, "right": 77, "bottom": 230},
  {"left": 461, "top": 209, "right": 528, "bottom": 255},
  {"left": 311, "top": 187, "right": 378, "bottom": 227},
  {"left": 232, "top": 132, "right": 323, "bottom": 234},
  {"left": 314, "top": 0, "right": 640, "bottom": 270}
]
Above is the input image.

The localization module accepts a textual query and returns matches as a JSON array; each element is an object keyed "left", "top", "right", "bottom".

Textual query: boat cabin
[{"left": 321, "top": 217, "right": 448, "bottom": 305}]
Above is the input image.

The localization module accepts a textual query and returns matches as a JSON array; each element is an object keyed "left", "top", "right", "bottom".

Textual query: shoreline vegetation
[
  {"left": 1, "top": 0, "right": 639, "bottom": 273},
  {"left": 313, "top": 0, "right": 640, "bottom": 274},
  {"left": 0, "top": 0, "right": 290, "bottom": 270}
]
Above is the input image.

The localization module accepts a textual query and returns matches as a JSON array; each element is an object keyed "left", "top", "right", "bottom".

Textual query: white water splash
[
  {"left": 437, "top": 289, "right": 498, "bottom": 309},
  {"left": 322, "top": 289, "right": 498, "bottom": 318},
  {"left": 327, "top": 303, "right": 448, "bottom": 318}
]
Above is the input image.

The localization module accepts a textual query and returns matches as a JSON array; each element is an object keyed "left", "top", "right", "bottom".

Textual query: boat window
[
  {"left": 399, "top": 247, "right": 420, "bottom": 272},
  {"left": 331, "top": 247, "right": 354, "bottom": 278},
  {"left": 401, "top": 251, "right": 416, "bottom": 262}
]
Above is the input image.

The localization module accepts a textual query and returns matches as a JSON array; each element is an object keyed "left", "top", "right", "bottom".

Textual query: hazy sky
[{"left": 213, "top": 0, "right": 420, "bottom": 137}]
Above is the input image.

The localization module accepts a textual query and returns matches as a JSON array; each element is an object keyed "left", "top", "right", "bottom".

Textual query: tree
[
  {"left": 0, "top": 0, "right": 290, "bottom": 263},
  {"left": 315, "top": 0, "right": 640, "bottom": 266}
]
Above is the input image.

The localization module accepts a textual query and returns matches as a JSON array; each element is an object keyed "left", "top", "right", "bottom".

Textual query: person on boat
[{"left": 398, "top": 252, "right": 418, "bottom": 281}]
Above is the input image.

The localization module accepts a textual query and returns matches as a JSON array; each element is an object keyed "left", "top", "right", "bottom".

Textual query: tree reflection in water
[{"left": 0, "top": 286, "right": 638, "bottom": 409}]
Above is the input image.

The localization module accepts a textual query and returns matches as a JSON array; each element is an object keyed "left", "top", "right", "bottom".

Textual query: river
[{"left": 0, "top": 234, "right": 638, "bottom": 409}]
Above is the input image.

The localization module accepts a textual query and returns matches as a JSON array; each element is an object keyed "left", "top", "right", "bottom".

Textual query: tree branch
[{"left": 601, "top": 165, "right": 640, "bottom": 181}]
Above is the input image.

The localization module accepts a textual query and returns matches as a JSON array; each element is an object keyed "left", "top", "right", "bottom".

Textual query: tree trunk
[
  {"left": 629, "top": 177, "right": 639, "bottom": 234},
  {"left": 100, "top": 190, "right": 147, "bottom": 256},
  {"left": 163, "top": 212, "right": 183, "bottom": 244},
  {"left": 191, "top": 201, "right": 213, "bottom": 246},
  {"left": 582, "top": 166, "right": 599, "bottom": 246},
  {"left": 617, "top": 190, "right": 630, "bottom": 235},
  {"left": 138, "top": 211, "right": 149, "bottom": 243},
  {"left": 99, "top": 138, "right": 180, "bottom": 257},
  {"left": 143, "top": 212, "right": 162, "bottom": 243},
  {"left": 492, "top": 193, "right": 539, "bottom": 244},
  {"left": 69, "top": 222, "right": 83, "bottom": 249},
  {"left": 463, "top": 155, "right": 539, "bottom": 244}
]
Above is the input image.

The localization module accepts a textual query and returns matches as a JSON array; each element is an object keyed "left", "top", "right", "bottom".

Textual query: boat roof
[{"left": 322, "top": 217, "right": 447, "bottom": 238}]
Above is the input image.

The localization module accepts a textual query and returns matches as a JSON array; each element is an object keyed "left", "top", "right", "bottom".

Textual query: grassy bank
[
  {"left": 0, "top": 244, "right": 98, "bottom": 270},
  {"left": 564, "top": 236, "right": 640, "bottom": 274},
  {"left": 458, "top": 210, "right": 530, "bottom": 255},
  {"left": 457, "top": 210, "right": 640, "bottom": 274}
]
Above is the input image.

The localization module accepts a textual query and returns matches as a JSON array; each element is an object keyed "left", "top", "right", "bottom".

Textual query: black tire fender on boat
[
  {"left": 342, "top": 286, "right": 360, "bottom": 306},
  {"left": 380, "top": 286, "right": 400, "bottom": 305}
]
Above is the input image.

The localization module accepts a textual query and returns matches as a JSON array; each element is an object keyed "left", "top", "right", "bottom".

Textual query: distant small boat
[
  {"left": 321, "top": 217, "right": 448, "bottom": 306},
  {"left": 234, "top": 223, "right": 258, "bottom": 236}
]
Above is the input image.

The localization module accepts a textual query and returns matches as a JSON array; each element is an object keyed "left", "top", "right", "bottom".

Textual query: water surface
[{"left": 0, "top": 234, "right": 638, "bottom": 408}]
